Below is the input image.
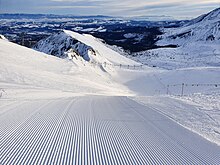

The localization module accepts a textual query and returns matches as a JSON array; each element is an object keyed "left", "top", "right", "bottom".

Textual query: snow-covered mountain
[
  {"left": 130, "top": 8, "right": 220, "bottom": 69},
  {"left": 160, "top": 7, "right": 220, "bottom": 44},
  {"left": 186, "top": 7, "right": 220, "bottom": 26},
  {"left": 1, "top": 30, "right": 220, "bottom": 147},
  {"left": 0, "top": 38, "right": 133, "bottom": 98},
  {"left": 34, "top": 30, "right": 138, "bottom": 65},
  {"left": 33, "top": 31, "right": 94, "bottom": 61}
]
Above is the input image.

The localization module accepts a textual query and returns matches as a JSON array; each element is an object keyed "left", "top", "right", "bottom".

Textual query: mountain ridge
[{"left": 127, "top": 7, "right": 220, "bottom": 69}]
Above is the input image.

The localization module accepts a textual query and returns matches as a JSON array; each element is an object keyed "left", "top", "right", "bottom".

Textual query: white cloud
[{"left": 1, "top": 0, "right": 219, "bottom": 17}]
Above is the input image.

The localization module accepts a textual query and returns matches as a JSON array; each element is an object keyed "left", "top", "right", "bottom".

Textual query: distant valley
[{"left": 0, "top": 14, "right": 186, "bottom": 53}]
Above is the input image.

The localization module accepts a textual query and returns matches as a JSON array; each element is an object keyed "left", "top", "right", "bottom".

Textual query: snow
[
  {"left": 1, "top": 29, "right": 220, "bottom": 163},
  {"left": 112, "top": 67, "right": 220, "bottom": 96},
  {"left": 159, "top": 8, "right": 220, "bottom": 45},
  {"left": 132, "top": 41, "right": 220, "bottom": 69},
  {"left": 34, "top": 30, "right": 139, "bottom": 66},
  {"left": 0, "top": 34, "right": 8, "bottom": 40},
  {"left": 123, "top": 33, "right": 137, "bottom": 38},
  {"left": 130, "top": 8, "right": 220, "bottom": 70},
  {"left": 0, "top": 38, "right": 131, "bottom": 97},
  {"left": 80, "top": 26, "right": 106, "bottom": 32},
  {"left": 1, "top": 96, "right": 220, "bottom": 164},
  {"left": 63, "top": 30, "right": 139, "bottom": 65},
  {"left": 132, "top": 95, "right": 220, "bottom": 145},
  {"left": 33, "top": 31, "right": 78, "bottom": 58}
]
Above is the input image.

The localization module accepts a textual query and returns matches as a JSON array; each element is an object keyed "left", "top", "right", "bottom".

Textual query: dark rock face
[{"left": 33, "top": 31, "right": 93, "bottom": 61}]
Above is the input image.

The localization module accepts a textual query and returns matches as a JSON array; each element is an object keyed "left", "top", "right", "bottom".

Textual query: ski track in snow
[{"left": 1, "top": 96, "right": 220, "bottom": 164}]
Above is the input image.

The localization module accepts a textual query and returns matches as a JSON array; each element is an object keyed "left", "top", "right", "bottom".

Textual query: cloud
[
  {"left": 100, "top": 0, "right": 220, "bottom": 17},
  {"left": 0, "top": 0, "right": 219, "bottom": 18},
  {"left": 41, "top": 5, "right": 97, "bottom": 9}
]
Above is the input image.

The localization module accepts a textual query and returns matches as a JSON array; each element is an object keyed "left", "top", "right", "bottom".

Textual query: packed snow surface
[
  {"left": 1, "top": 96, "right": 220, "bottom": 164},
  {"left": 132, "top": 94, "right": 220, "bottom": 145}
]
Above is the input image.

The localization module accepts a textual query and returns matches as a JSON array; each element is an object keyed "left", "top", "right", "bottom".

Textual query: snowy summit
[{"left": 131, "top": 8, "right": 220, "bottom": 69}]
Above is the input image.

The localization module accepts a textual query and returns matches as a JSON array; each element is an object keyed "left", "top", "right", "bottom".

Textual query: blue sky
[{"left": 0, "top": 0, "right": 219, "bottom": 18}]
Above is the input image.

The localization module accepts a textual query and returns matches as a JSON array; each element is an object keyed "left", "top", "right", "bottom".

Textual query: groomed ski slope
[{"left": 1, "top": 96, "right": 220, "bottom": 164}]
